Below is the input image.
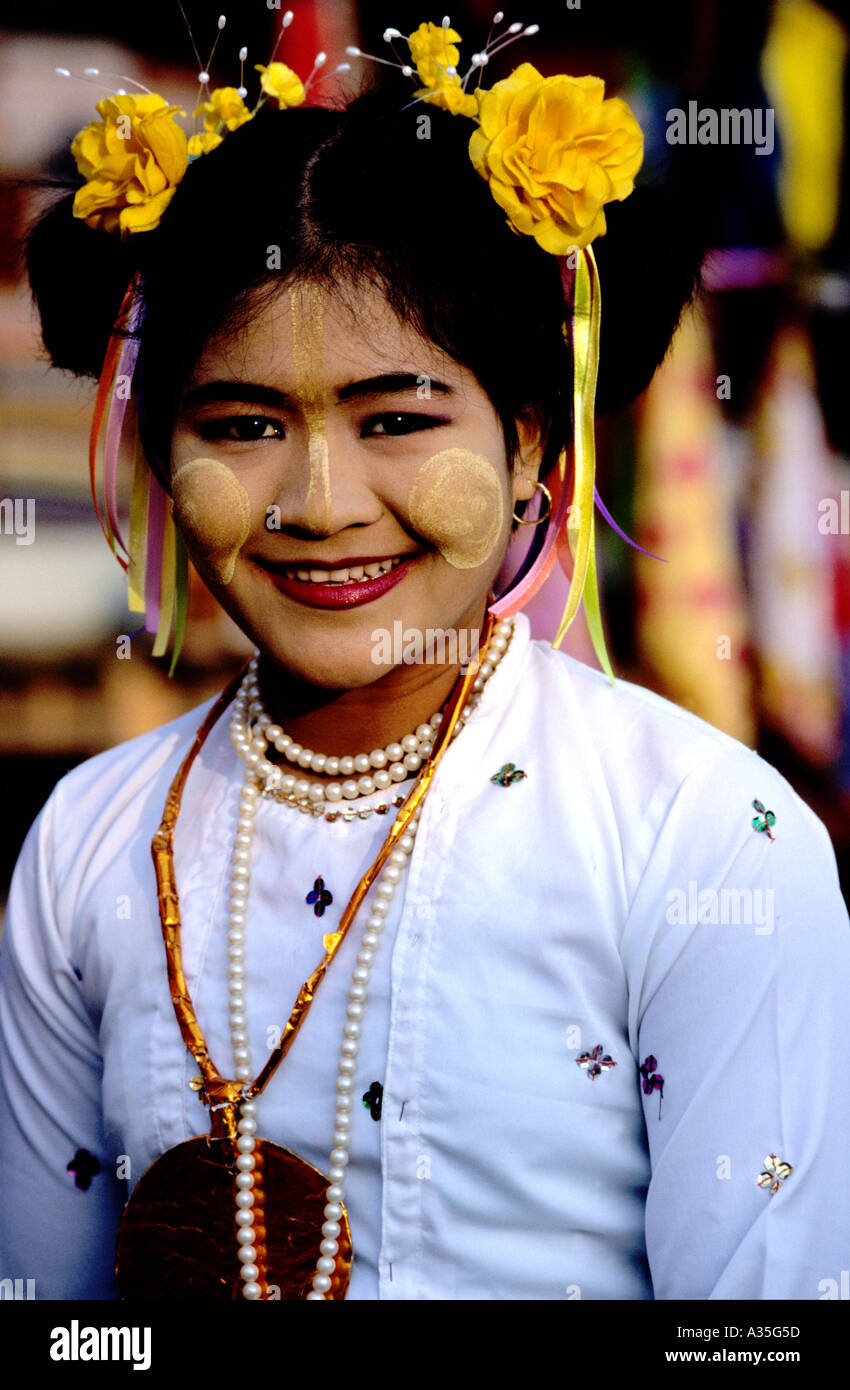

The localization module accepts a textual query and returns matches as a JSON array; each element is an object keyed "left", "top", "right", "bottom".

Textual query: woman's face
[{"left": 170, "top": 277, "right": 541, "bottom": 689}]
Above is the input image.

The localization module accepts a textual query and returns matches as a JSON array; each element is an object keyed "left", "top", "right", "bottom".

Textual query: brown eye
[
  {"left": 199, "top": 416, "right": 284, "bottom": 442},
  {"left": 229, "top": 417, "right": 282, "bottom": 441},
  {"left": 363, "top": 413, "right": 444, "bottom": 437}
]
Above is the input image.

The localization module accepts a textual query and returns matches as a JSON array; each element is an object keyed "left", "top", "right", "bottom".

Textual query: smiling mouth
[{"left": 275, "top": 557, "right": 405, "bottom": 585}]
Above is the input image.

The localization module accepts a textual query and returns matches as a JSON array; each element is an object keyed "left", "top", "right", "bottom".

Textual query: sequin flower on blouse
[
  {"left": 757, "top": 1154, "right": 793, "bottom": 1196},
  {"left": 490, "top": 762, "right": 527, "bottom": 787},
  {"left": 67, "top": 1149, "right": 101, "bottom": 1191},
  {"left": 362, "top": 1081, "right": 383, "bottom": 1121},
  {"left": 305, "top": 876, "right": 333, "bottom": 917},
  {"left": 576, "top": 1044, "right": 617, "bottom": 1080},
  {"left": 639, "top": 1054, "right": 664, "bottom": 1117},
  {"left": 752, "top": 799, "right": 776, "bottom": 841}
]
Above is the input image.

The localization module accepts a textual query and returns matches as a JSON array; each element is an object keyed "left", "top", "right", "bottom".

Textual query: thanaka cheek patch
[
  {"left": 407, "top": 448, "right": 506, "bottom": 569},
  {"left": 172, "top": 457, "right": 251, "bottom": 585}
]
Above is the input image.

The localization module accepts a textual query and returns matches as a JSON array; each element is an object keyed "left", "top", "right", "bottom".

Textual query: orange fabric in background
[{"left": 634, "top": 306, "right": 755, "bottom": 744}]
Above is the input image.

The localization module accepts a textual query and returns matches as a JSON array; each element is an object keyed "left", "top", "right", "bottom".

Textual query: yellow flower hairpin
[
  {"left": 69, "top": 92, "right": 190, "bottom": 237},
  {"left": 189, "top": 85, "right": 253, "bottom": 157},
  {"left": 60, "top": 8, "right": 351, "bottom": 237},
  {"left": 348, "top": 13, "right": 646, "bottom": 680},
  {"left": 407, "top": 20, "right": 478, "bottom": 116},
  {"left": 349, "top": 16, "right": 643, "bottom": 254},
  {"left": 470, "top": 64, "right": 643, "bottom": 254}
]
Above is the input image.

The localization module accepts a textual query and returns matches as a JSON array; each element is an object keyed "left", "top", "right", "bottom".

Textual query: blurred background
[{"left": 1, "top": 0, "right": 849, "bottom": 903}]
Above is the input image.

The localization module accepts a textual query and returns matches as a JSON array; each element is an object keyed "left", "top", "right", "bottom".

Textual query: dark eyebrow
[
  {"left": 181, "top": 381, "right": 286, "bottom": 409},
  {"left": 179, "top": 373, "right": 455, "bottom": 410},
  {"left": 336, "top": 374, "right": 454, "bottom": 401}
]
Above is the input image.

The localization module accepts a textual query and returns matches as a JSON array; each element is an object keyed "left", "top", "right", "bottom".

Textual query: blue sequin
[{"left": 306, "top": 876, "right": 333, "bottom": 917}]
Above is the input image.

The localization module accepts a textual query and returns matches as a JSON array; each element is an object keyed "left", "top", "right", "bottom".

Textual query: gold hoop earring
[{"left": 512, "top": 480, "right": 552, "bottom": 526}]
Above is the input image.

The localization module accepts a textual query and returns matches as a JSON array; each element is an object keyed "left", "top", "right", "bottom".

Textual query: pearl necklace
[
  {"left": 229, "top": 698, "right": 437, "bottom": 804},
  {"left": 225, "top": 617, "right": 514, "bottom": 1298},
  {"left": 228, "top": 628, "right": 513, "bottom": 810}
]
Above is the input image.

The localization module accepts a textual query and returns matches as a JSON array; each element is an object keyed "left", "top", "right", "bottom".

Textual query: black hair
[{"left": 26, "top": 83, "right": 704, "bottom": 492}]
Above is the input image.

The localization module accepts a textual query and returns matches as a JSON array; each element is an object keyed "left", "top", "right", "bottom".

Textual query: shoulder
[
  {"left": 54, "top": 694, "right": 222, "bottom": 806},
  {"left": 516, "top": 625, "right": 749, "bottom": 802},
  {"left": 27, "top": 693, "right": 226, "bottom": 883},
  {"left": 528, "top": 633, "right": 746, "bottom": 775},
  {"left": 506, "top": 620, "right": 834, "bottom": 871}
]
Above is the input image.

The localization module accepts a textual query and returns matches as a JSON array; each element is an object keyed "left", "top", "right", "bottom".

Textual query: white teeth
[{"left": 281, "top": 556, "right": 404, "bottom": 582}]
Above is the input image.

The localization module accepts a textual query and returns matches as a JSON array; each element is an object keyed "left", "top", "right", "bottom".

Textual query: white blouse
[{"left": 1, "top": 611, "right": 849, "bottom": 1300}]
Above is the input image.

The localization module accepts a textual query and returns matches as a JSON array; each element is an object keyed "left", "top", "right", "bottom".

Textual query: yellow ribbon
[
  {"left": 127, "top": 436, "right": 149, "bottom": 614},
  {"left": 127, "top": 437, "right": 189, "bottom": 669},
  {"left": 554, "top": 246, "right": 615, "bottom": 684},
  {"left": 152, "top": 505, "right": 177, "bottom": 657},
  {"left": 169, "top": 531, "right": 189, "bottom": 678}
]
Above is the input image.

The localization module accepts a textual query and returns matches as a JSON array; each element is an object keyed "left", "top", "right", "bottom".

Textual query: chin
[{"left": 254, "top": 634, "right": 393, "bottom": 692}]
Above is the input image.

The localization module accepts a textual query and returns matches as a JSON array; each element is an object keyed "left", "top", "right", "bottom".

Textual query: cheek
[
  {"left": 407, "top": 448, "right": 506, "bottom": 569},
  {"left": 171, "top": 457, "right": 252, "bottom": 586}
]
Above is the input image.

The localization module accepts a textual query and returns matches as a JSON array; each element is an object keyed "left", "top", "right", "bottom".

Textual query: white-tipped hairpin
[
  {"left": 267, "top": 9, "right": 295, "bottom": 66},
  {"left": 347, "top": 10, "right": 540, "bottom": 106},
  {"left": 196, "top": 14, "right": 227, "bottom": 90},
  {"left": 257, "top": 10, "right": 350, "bottom": 99},
  {"left": 58, "top": 4, "right": 354, "bottom": 125}
]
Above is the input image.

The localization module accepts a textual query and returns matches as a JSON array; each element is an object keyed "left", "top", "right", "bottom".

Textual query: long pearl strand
[
  {"left": 305, "top": 805, "right": 424, "bottom": 1299},
  {"left": 227, "top": 771, "right": 265, "bottom": 1299},
  {"left": 224, "top": 617, "right": 514, "bottom": 1298}
]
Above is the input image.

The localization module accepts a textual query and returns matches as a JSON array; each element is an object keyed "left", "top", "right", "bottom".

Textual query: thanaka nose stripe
[{"left": 291, "top": 285, "right": 333, "bottom": 533}]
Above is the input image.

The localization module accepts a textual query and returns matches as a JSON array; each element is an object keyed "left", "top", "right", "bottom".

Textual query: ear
[{"left": 511, "top": 407, "right": 547, "bottom": 506}]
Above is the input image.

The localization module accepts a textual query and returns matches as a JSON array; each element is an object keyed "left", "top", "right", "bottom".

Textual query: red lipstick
[{"left": 259, "top": 554, "right": 419, "bottom": 610}]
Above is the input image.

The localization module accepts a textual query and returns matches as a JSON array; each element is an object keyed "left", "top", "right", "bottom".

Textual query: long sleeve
[
  {"left": 621, "top": 744, "right": 850, "bottom": 1299},
  {"left": 0, "top": 794, "right": 126, "bottom": 1299}
]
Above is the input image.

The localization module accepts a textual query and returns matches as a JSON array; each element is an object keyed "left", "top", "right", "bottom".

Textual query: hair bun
[
  {"left": 27, "top": 189, "right": 138, "bottom": 379},
  {"left": 595, "top": 184, "right": 706, "bottom": 413}
]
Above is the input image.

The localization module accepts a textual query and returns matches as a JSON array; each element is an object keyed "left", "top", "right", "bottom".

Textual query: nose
[
  {"left": 270, "top": 423, "right": 383, "bottom": 540},
  {"left": 301, "top": 400, "right": 333, "bottom": 534}
]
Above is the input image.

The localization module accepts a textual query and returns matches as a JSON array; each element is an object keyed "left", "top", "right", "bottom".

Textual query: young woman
[{"left": 2, "top": 30, "right": 849, "bottom": 1301}]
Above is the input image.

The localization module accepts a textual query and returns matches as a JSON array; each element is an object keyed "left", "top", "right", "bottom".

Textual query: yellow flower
[
  {"left": 194, "top": 86, "right": 253, "bottom": 134},
  {"left": 71, "top": 93, "right": 188, "bottom": 236},
  {"left": 187, "top": 130, "right": 223, "bottom": 157},
  {"left": 413, "top": 74, "right": 478, "bottom": 118},
  {"left": 255, "top": 62, "right": 305, "bottom": 108},
  {"left": 469, "top": 63, "right": 643, "bottom": 253},
  {"left": 408, "top": 20, "right": 462, "bottom": 90},
  {"left": 188, "top": 87, "right": 253, "bottom": 158}
]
